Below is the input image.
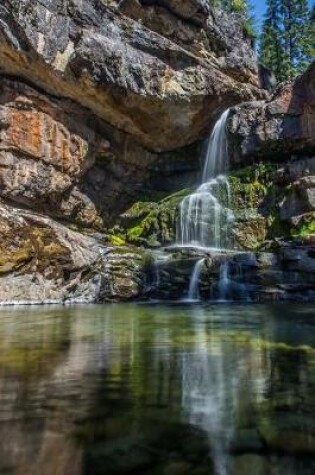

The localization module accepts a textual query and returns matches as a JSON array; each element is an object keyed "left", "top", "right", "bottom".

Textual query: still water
[{"left": 0, "top": 303, "right": 314, "bottom": 475}]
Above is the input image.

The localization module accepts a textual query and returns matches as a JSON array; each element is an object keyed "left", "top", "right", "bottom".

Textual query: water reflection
[{"left": 0, "top": 304, "right": 314, "bottom": 475}]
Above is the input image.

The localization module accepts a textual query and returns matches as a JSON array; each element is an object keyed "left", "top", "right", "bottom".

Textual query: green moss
[
  {"left": 228, "top": 163, "right": 278, "bottom": 212},
  {"left": 292, "top": 214, "right": 315, "bottom": 238},
  {"left": 120, "top": 189, "right": 191, "bottom": 247},
  {"left": 127, "top": 226, "right": 143, "bottom": 240},
  {"left": 109, "top": 235, "right": 126, "bottom": 246},
  {"left": 122, "top": 202, "right": 156, "bottom": 221},
  {"left": 227, "top": 162, "right": 297, "bottom": 249}
]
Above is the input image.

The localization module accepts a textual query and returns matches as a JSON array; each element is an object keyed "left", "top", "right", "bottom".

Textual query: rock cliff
[
  {"left": 1, "top": 0, "right": 313, "bottom": 304},
  {"left": 226, "top": 62, "right": 315, "bottom": 250},
  {"left": 0, "top": 0, "right": 265, "bottom": 304}
]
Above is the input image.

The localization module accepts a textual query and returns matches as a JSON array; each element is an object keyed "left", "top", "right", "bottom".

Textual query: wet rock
[
  {"left": 163, "top": 461, "right": 192, "bottom": 475},
  {"left": 231, "top": 429, "right": 265, "bottom": 455},
  {"left": 256, "top": 253, "right": 279, "bottom": 268},
  {"left": 233, "top": 217, "right": 268, "bottom": 250},
  {"left": 280, "top": 246, "right": 315, "bottom": 274},
  {"left": 280, "top": 177, "right": 315, "bottom": 221},
  {"left": 258, "top": 423, "right": 315, "bottom": 456},
  {"left": 102, "top": 248, "right": 146, "bottom": 301}
]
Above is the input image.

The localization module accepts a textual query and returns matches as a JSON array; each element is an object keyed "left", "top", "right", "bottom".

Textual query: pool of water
[{"left": 0, "top": 303, "right": 314, "bottom": 475}]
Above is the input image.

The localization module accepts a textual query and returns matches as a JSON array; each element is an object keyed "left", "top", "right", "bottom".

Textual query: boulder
[
  {"left": 280, "top": 177, "right": 315, "bottom": 221},
  {"left": 0, "top": 201, "right": 147, "bottom": 304},
  {"left": 0, "top": 201, "right": 106, "bottom": 304}
]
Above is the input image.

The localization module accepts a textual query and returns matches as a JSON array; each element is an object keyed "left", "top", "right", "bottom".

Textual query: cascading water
[
  {"left": 218, "top": 261, "right": 230, "bottom": 302},
  {"left": 187, "top": 259, "right": 204, "bottom": 301},
  {"left": 217, "top": 259, "right": 252, "bottom": 302},
  {"left": 178, "top": 109, "right": 235, "bottom": 250}
]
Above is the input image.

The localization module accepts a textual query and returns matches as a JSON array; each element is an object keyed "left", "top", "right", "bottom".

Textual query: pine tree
[
  {"left": 301, "top": 4, "right": 315, "bottom": 73},
  {"left": 260, "top": 0, "right": 314, "bottom": 82},
  {"left": 259, "top": 0, "right": 284, "bottom": 81},
  {"left": 280, "top": 0, "right": 312, "bottom": 80}
]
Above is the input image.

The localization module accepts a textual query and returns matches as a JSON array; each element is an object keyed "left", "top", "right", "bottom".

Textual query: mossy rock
[
  {"left": 118, "top": 189, "right": 191, "bottom": 247},
  {"left": 291, "top": 213, "right": 315, "bottom": 239},
  {"left": 228, "top": 162, "right": 299, "bottom": 249},
  {"left": 228, "top": 162, "right": 281, "bottom": 212},
  {"left": 233, "top": 217, "right": 268, "bottom": 250},
  {"left": 0, "top": 217, "right": 70, "bottom": 277}
]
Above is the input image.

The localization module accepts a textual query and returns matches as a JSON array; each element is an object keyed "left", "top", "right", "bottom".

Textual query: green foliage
[{"left": 259, "top": 0, "right": 314, "bottom": 82}]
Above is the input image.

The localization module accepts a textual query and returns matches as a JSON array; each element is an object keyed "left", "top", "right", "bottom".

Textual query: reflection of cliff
[
  {"left": 0, "top": 305, "right": 314, "bottom": 474},
  {"left": 0, "top": 308, "right": 97, "bottom": 475}
]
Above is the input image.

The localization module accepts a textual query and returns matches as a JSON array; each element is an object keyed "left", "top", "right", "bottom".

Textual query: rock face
[
  {"left": 0, "top": 0, "right": 268, "bottom": 303},
  {"left": 228, "top": 62, "right": 315, "bottom": 164},
  {"left": 0, "top": 0, "right": 263, "bottom": 152},
  {"left": 223, "top": 62, "right": 315, "bottom": 253},
  {"left": 0, "top": 201, "right": 105, "bottom": 304},
  {"left": 149, "top": 246, "right": 315, "bottom": 303},
  {"left": 0, "top": 200, "right": 146, "bottom": 304},
  {"left": 0, "top": 0, "right": 265, "bottom": 227}
]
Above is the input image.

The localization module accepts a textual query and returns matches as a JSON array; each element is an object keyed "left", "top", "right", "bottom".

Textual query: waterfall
[
  {"left": 178, "top": 110, "right": 234, "bottom": 250},
  {"left": 187, "top": 259, "right": 204, "bottom": 301},
  {"left": 218, "top": 261, "right": 230, "bottom": 302},
  {"left": 218, "top": 260, "right": 252, "bottom": 302}
]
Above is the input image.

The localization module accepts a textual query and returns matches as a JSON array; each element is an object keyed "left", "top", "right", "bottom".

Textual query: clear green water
[{"left": 0, "top": 303, "right": 315, "bottom": 475}]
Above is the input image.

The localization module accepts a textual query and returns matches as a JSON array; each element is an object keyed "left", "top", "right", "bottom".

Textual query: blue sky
[
  {"left": 252, "top": 0, "right": 265, "bottom": 28},
  {"left": 252, "top": 0, "right": 314, "bottom": 30}
]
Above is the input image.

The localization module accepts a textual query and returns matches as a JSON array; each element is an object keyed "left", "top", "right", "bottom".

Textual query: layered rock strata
[{"left": 0, "top": 0, "right": 268, "bottom": 303}]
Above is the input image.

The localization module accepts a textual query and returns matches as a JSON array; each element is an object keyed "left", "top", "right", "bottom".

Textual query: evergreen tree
[
  {"left": 281, "top": 0, "right": 312, "bottom": 79},
  {"left": 259, "top": 0, "right": 284, "bottom": 81},
  {"left": 260, "top": 0, "right": 314, "bottom": 82},
  {"left": 302, "top": 4, "right": 315, "bottom": 73}
]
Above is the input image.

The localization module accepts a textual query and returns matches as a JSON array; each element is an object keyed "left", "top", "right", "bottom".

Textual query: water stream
[
  {"left": 174, "top": 109, "right": 238, "bottom": 300},
  {"left": 218, "top": 260, "right": 230, "bottom": 302},
  {"left": 178, "top": 110, "right": 234, "bottom": 250},
  {"left": 187, "top": 258, "right": 204, "bottom": 301}
]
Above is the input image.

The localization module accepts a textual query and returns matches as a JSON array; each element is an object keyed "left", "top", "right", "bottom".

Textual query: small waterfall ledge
[{"left": 148, "top": 105, "right": 315, "bottom": 304}]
